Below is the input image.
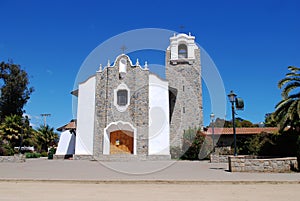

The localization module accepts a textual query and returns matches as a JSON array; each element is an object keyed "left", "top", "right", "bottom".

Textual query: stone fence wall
[
  {"left": 229, "top": 156, "right": 298, "bottom": 172},
  {"left": 210, "top": 147, "right": 232, "bottom": 163},
  {"left": 210, "top": 154, "right": 230, "bottom": 163},
  {"left": 0, "top": 154, "right": 25, "bottom": 163}
]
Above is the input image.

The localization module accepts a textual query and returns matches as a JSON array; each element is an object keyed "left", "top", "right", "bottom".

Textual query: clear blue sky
[{"left": 0, "top": 0, "right": 299, "bottom": 129}]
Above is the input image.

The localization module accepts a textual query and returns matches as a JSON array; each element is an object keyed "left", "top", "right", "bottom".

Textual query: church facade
[{"left": 72, "top": 33, "right": 203, "bottom": 160}]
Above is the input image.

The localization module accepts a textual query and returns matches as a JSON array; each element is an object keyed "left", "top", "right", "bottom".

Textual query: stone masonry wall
[
  {"left": 229, "top": 156, "right": 298, "bottom": 172},
  {"left": 94, "top": 55, "right": 149, "bottom": 157},
  {"left": 166, "top": 49, "right": 203, "bottom": 149},
  {"left": 0, "top": 155, "right": 25, "bottom": 163},
  {"left": 210, "top": 147, "right": 232, "bottom": 163},
  {"left": 210, "top": 154, "right": 230, "bottom": 163}
]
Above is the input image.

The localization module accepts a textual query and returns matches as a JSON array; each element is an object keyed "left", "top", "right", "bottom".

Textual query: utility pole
[{"left": 40, "top": 114, "right": 51, "bottom": 127}]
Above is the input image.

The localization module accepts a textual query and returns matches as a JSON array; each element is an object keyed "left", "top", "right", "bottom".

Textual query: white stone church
[{"left": 56, "top": 33, "right": 203, "bottom": 160}]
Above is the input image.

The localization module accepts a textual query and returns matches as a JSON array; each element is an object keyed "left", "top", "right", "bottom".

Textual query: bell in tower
[{"left": 168, "top": 32, "right": 199, "bottom": 65}]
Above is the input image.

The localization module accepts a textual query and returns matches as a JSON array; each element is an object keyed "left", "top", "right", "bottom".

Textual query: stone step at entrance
[{"left": 74, "top": 154, "right": 171, "bottom": 161}]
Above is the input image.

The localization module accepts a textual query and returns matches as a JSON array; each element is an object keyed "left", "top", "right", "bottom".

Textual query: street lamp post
[
  {"left": 228, "top": 90, "right": 237, "bottom": 156},
  {"left": 210, "top": 113, "right": 215, "bottom": 152}
]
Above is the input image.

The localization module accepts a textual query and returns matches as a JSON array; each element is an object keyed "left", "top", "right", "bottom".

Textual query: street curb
[{"left": 0, "top": 179, "right": 299, "bottom": 185}]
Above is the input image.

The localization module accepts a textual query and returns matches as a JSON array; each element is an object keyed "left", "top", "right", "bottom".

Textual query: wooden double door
[{"left": 110, "top": 130, "right": 133, "bottom": 154}]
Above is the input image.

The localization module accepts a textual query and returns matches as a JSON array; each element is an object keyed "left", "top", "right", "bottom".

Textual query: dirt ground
[{"left": 0, "top": 181, "right": 299, "bottom": 201}]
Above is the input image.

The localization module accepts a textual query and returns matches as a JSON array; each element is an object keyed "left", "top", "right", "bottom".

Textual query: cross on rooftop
[
  {"left": 120, "top": 45, "right": 127, "bottom": 54},
  {"left": 179, "top": 25, "right": 185, "bottom": 32}
]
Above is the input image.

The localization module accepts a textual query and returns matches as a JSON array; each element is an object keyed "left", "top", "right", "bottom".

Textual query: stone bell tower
[{"left": 165, "top": 33, "right": 203, "bottom": 149}]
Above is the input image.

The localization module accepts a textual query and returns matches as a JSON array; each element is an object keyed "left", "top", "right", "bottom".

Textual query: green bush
[
  {"left": 47, "top": 147, "right": 56, "bottom": 159},
  {"left": 49, "top": 147, "right": 56, "bottom": 154},
  {"left": 0, "top": 144, "right": 15, "bottom": 156},
  {"left": 237, "top": 130, "right": 299, "bottom": 158},
  {"left": 40, "top": 151, "right": 48, "bottom": 157},
  {"left": 241, "top": 132, "right": 276, "bottom": 156},
  {"left": 25, "top": 152, "right": 41, "bottom": 158}
]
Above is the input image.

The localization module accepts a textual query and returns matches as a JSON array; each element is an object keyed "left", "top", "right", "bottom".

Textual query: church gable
[{"left": 93, "top": 54, "right": 151, "bottom": 157}]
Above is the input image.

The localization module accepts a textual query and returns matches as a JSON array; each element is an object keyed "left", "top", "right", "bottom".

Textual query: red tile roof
[
  {"left": 57, "top": 120, "right": 76, "bottom": 131},
  {"left": 204, "top": 127, "right": 278, "bottom": 135}
]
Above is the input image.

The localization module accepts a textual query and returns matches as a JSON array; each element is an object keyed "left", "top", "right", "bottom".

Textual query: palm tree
[
  {"left": 0, "top": 114, "right": 23, "bottom": 148},
  {"left": 0, "top": 114, "right": 38, "bottom": 153},
  {"left": 275, "top": 66, "right": 300, "bottom": 131},
  {"left": 36, "top": 125, "right": 59, "bottom": 152}
]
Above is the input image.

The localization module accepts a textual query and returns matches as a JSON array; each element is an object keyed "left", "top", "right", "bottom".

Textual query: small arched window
[
  {"left": 114, "top": 83, "right": 130, "bottom": 112},
  {"left": 117, "top": 90, "right": 128, "bottom": 106},
  {"left": 178, "top": 44, "right": 187, "bottom": 58}
]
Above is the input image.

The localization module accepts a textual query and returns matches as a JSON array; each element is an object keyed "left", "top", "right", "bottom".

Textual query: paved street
[
  {"left": 1, "top": 182, "right": 300, "bottom": 201},
  {"left": 0, "top": 158, "right": 299, "bottom": 182},
  {"left": 0, "top": 158, "right": 299, "bottom": 201}
]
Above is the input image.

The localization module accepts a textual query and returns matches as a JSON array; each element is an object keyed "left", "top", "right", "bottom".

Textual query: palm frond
[
  {"left": 287, "top": 92, "right": 300, "bottom": 99},
  {"left": 275, "top": 66, "right": 300, "bottom": 131},
  {"left": 275, "top": 98, "right": 293, "bottom": 111},
  {"left": 288, "top": 66, "right": 300, "bottom": 72},
  {"left": 278, "top": 114, "right": 289, "bottom": 132},
  {"left": 287, "top": 101, "right": 298, "bottom": 119},
  {"left": 281, "top": 82, "right": 300, "bottom": 98},
  {"left": 278, "top": 77, "right": 300, "bottom": 89},
  {"left": 286, "top": 73, "right": 300, "bottom": 77}
]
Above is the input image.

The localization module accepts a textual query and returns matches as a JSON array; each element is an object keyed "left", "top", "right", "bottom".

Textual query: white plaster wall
[
  {"left": 170, "top": 43, "right": 178, "bottom": 60},
  {"left": 75, "top": 76, "right": 96, "bottom": 155},
  {"left": 149, "top": 74, "right": 170, "bottom": 155},
  {"left": 187, "top": 43, "right": 198, "bottom": 59},
  {"left": 56, "top": 130, "right": 75, "bottom": 155}
]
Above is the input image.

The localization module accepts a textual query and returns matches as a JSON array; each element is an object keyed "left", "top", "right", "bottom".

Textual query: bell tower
[{"left": 165, "top": 33, "right": 203, "bottom": 149}]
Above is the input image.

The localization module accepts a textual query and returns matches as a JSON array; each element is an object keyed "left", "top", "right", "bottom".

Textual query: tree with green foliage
[
  {"left": 0, "top": 114, "right": 23, "bottom": 148},
  {"left": 236, "top": 131, "right": 299, "bottom": 157},
  {"left": 275, "top": 66, "right": 300, "bottom": 131},
  {"left": 0, "top": 62, "right": 34, "bottom": 121},
  {"left": 209, "top": 117, "right": 258, "bottom": 128},
  {"left": 0, "top": 114, "right": 37, "bottom": 154},
  {"left": 21, "top": 116, "right": 39, "bottom": 148},
  {"left": 239, "top": 119, "right": 257, "bottom": 127},
  {"left": 36, "top": 125, "right": 59, "bottom": 152},
  {"left": 211, "top": 118, "right": 231, "bottom": 128},
  {"left": 244, "top": 132, "right": 276, "bottom": 155},
  {"left": 264, "top": 113, "right": 278, "bottom": 127}
]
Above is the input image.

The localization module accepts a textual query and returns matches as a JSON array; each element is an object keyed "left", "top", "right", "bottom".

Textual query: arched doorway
[
  {"left": 103, "top": 121, "right": 137, "bottom": 155},
  {"left": 110, "top": 130, "right": 133, "bottom": 154}
]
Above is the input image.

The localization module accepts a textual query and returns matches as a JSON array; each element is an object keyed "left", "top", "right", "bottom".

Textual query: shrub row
[{"left": 25, "top": 152, "right": 41, "bottom": 158}]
